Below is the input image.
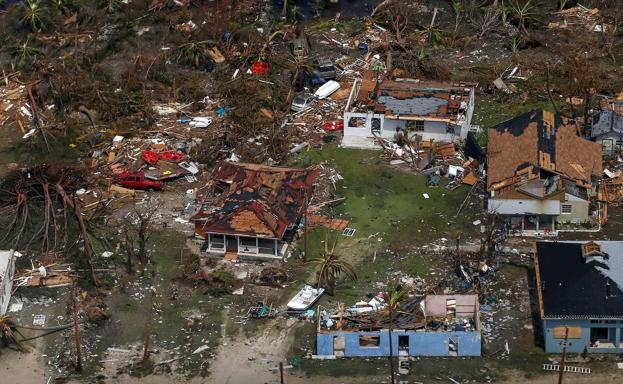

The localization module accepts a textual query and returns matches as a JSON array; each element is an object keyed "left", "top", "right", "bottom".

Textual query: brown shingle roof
[
  {"left": 192, "top": 162, "right": 317, "bottom": 239},
  {"left": 487, "top": 109, "right": 602, "bottom": 190}
]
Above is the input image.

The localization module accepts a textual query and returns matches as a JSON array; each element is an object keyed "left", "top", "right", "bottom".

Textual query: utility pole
[
  {"left": 303, "top": 187, "right": 309, "bottom": 262},
  {"left": 71, "top": 282, "right": 82, "bottom": 372},
  {"left": 143, "top": 288, "right": 155, "bottom": 363},
  {"left": 558, "top": 326, "right": 569, "bottom": 384},
  {"left": 279, "top": 361, "right": 284, "bottom": 384}
]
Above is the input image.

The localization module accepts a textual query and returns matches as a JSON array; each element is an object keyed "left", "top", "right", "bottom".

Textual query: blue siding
[
  {"left": 316, "top": 330, "right": 481, "bottom": 357},
  {"left": 543, "top": 319, "right": 623, "bottom": 353}
]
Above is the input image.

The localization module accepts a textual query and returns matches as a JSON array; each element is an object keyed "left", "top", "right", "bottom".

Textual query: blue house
[
  {"left": 535, "top": 241, "right": 623, "bottom": 353},
  {"left": 315, "top": 295, "right": 481, "bottom": 358}
]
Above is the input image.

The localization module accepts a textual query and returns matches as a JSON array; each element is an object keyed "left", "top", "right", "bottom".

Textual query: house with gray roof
[
  {"left": 591, "top": 110, "right": 623, "bottom": 155},
  {"left": 342, "top": 71, "right": 476, "bottom": 149}
]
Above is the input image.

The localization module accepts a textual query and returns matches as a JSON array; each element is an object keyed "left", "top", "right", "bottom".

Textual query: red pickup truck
[{"left": 116, "top": 172, "right": 163, "bottom": 191}]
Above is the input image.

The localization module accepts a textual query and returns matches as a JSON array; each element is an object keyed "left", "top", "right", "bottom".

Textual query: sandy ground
[
  {"left": 205, "top": 319, "right": 293, "bottom": 384},
  {"left": 3, "top": 339, "right": 622, "bottom": 384}
]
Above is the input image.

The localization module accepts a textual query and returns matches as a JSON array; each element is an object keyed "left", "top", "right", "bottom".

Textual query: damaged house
[
  {"left": 342, "top": 71, "right": 476, "bottom": 149},
  {"left": 535, "top": 241, "right": 623, "bottom": 353},
  {"left": 591, "top": 109, "right": 623, "bottom": 156},
  {"left": 487, "top": 109, "right": 603, "bottom": 235},
  {"left": 315, "top": 295, "right": 481, "bottom": 358},
  {"left": 191, "top": 162, "right": 317, "bottom": 260}
]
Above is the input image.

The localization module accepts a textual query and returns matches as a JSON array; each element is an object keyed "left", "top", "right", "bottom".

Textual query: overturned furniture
[{"left": 315, "top": 294, "right": 481, "bottom": 358}]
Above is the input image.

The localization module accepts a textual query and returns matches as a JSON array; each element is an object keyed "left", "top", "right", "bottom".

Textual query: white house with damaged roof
[{"left": 341, "top": 71, "right": 476, "bottom": 149}]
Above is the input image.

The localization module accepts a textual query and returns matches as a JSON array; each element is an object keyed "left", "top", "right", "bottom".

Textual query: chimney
[{"left": 581, "top": 241, "right": 607, "bottom": 263}]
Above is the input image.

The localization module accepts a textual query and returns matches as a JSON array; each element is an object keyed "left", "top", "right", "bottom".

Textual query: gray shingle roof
[{"left": 591, "top": 110, "right": 623, "bottom": 138}]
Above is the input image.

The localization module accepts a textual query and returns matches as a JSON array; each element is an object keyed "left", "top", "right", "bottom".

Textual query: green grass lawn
[
  {"left": 293, "top": 143, "right": 479, "bottom": 247},
  {"left": 287, "top": 143, "right": 481, "bottom": 301}
]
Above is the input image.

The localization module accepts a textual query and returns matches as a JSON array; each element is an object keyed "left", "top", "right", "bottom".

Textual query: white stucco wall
[{"left": 488, "top": 198, "right": 561, "bottom": 215}]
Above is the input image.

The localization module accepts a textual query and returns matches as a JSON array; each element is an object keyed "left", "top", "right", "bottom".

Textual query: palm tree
[
  {"left": 103, "top": 0, "right": 124, "bottom": 13},
  {"left": 308, "top": 231, "right": 356, "bottom": 296},
  {"left": 383, "top": 280, "right": 407, "bottom": 384},
  {"left": 177, "top": 40, "right": 213, "bottom": 69},
  {"left": 19, "top": 0, "right": 47, "bottom": 31},
  {"left": 10, "top": 37, "right": 43, "bottom": 69},
  {"left": 508, "top": 0, "right": 537, "bottom": 35}
]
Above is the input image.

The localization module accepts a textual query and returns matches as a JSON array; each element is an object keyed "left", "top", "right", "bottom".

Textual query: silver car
[{"left": 290, "top": 92, "right": 315, "bottom": 112}]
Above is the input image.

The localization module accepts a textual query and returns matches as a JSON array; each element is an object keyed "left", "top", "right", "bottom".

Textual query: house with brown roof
[
  {"left": 487, "top": 109, "right": 602, "bottom": 235},
  {"left": 190, "top": 162, "right": 317, "bottom": 260},
  {"left": 342, "top": 73, "right": 476, "bottom": 149}
]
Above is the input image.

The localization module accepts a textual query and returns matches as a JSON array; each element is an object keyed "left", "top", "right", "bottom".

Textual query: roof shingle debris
[
  {"left": 487, "top": 109, "right": 602, "bottom": 191},
  {"left": 194, "top": 162, "right": 317, "bottom": 239}
]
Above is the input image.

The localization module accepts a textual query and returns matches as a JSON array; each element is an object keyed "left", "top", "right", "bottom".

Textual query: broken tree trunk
[{"left": 54, "top": 183, "right": 98, "bottom": 286}]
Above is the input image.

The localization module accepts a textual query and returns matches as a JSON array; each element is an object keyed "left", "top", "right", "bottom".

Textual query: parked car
[
  {"left": 116, "top": 172, "right": 163, "bottom": 191},
  {"left": 291, "top": 92, "right": 315, "bottom": 112},
  {"left": 323, "top": 120, "right": 344, "bottom": 131},
  {"left": 314, "top": 80, "right": 340, "bottom": 99},
  {"left": 313, "top": 57, "right": 336, "bottom": 80}
]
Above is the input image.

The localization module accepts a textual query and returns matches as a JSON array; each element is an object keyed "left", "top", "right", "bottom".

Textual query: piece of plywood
[
  {"left": 553, "top": 326, "right": 582, "bottom": 339},
  {"left": 462, "top": 171, "right": 478, "bottom": 186}
]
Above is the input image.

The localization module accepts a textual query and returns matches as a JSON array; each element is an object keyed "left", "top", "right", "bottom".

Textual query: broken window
[
  {"left": 347, "top": 116, "right": 365, "bottom": 128},
  {"left": 239, "top": 237, "right": 257, "bottom": 254},
  {"left": 258, "top": 238, "right": 276, "bottom": 255},
  {"left": 446, "top": 298, "right": 457, "bottom": 318},
  {"left": 398, "top": 335, "right": 409, "bottom": 350},
  {"left": 448, "top": 337, "right": 458, "bottom": 356},
  {"left": 209, "top": 234, "right": 225, "bottom": 250},
  {"left": 371, "top": 118, "right": 381, "bottom": 134},
  {"left": 333, "top": 336, "right": 345, "bottom": 357},
  {"left": 590, "top": 327, "right": 610, "bottom": 344},
  {"left": 359, "top": 335, "right": 380, "bottom": 348}
]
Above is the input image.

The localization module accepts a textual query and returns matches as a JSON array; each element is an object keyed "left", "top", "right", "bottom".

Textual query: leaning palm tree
[
  {"left": 382, "top": 280, "right": 407, "bottom": 384},
  {"left": 308, "top": 231, "right": 356, "bottom": 296}
]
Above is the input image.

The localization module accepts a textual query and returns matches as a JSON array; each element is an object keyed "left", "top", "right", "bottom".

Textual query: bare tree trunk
[
  {"left": 71, "top": 283, "right": 83, "bottom": 372},
  {"left": 55, "top": 183, "right": 98, "bottom": 286},
  {"left": 371, "top": 0, "right": 393, "bottom": 17},
  {"left": 124, "top": 231, "right": 134, "bottom": 275}
]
